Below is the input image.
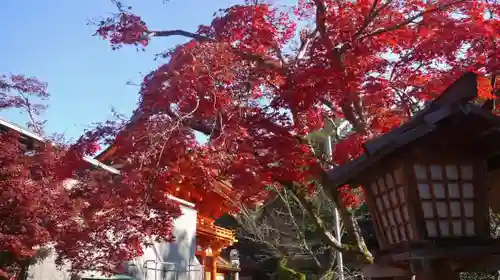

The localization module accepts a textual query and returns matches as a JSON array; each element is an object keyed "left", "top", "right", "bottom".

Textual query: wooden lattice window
[
  {"left": 370, "top": 168, "right": 413, "bottom": 245},
  {"left": 413, "top": 164, "right": 475, "bottom": 237}
]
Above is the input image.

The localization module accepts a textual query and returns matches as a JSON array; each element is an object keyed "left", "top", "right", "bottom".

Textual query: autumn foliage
[
  {"left": 89, "top": 0, "right": 500, "bottom": 263},
  {"left": 0, "top": 0, "right": 499, "bottom": 277},
  {"left": 0, "top": 75, "right": 181, "bottom": 278},
  {"left": 93, "top": 0, "right": 498, "bottom": 206}
]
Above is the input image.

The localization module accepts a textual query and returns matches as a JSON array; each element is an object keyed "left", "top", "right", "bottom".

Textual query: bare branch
[{"left": 278, "top": 190, "right": 322, "bottom": 269}]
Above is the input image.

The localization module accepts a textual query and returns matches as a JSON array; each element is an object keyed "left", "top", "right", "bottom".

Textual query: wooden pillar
[
  {"left": 211, "top": 254, "right": 217, "bottom": 280},
  {"left": 211, "top": 246, "right": 222, "bottom": 280}
]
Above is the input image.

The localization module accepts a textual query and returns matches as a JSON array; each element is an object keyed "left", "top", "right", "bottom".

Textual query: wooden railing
[{"left": 197, "top": 216, "right": 236, "bottom": 241}]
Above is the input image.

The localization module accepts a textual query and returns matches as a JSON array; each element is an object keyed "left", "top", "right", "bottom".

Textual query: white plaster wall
[
  {"left": 127, "top": 199, "right": 203, "bottom": 280},
  {"left": 27, "top": 196, "right": 202, "bottom": 280},
  {"left": 27, "top": 250, "right": 72, "bottom": 280}
]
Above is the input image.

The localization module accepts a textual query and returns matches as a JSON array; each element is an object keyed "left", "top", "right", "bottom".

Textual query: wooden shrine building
[{"left": 325, "top": 72, "right": 500, "bottom": 279}]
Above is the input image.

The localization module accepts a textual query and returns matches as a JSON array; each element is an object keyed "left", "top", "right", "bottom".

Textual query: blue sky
[{"left": 0, "top": 0, "right": 243, "bottom": 141}]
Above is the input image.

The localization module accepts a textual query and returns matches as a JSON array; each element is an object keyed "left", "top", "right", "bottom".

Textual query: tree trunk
[{"left": 16, "top": 262, "right": 29, "bottom": 280}]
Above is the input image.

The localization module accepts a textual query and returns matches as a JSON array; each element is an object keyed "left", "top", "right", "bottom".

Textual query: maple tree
[
  {"left": 2, "top": 0, "right": 497, "bottom": 277},
  {"left": 91, "top": 0, "right": 499, "bottom": 266},
  {"left": 0, "top": 74, "right": 182, "bottom": 279}
]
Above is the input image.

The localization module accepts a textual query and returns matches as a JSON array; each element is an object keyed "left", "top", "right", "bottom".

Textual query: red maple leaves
[
  {"left": 0, "top": 131, "right": 73, "bottom": 277},
  {"left": 96, "top": 13, "right": 149, "bottom": 50},
  {"left": 92, "top": 0, "right": 499, "bottom": 210},
  {"left": 1, "top": 0, "right": 499, "bottom": 276},
  {"left": 202, "top": 4, "right": 296, "bottom": 54},
  {"left": 0, "top": 74, "right": 182, "bottom": 277},
  {"left": 0, "top": 125, "right": 182, "bottom": 277}
]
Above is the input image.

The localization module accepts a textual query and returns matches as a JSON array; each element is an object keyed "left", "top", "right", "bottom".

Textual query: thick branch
[
  {"left": 359, "top": 0, "right": 468, "bottom": 39},
  {"left": 282, "top": 182, "right": 372, "bottom": 264},
  {"left": 296, "top": 29, "right": 319, "bottom": 61},
  {"left": 151, "top": 30, "right": 212, "bottom": 42},
  {"left": 150, "top": 30, "right": 285, "bottom": 72},
  {"left": 340, "top": 100, "right": 366, "bottom": 134},
  {"left": 283, "top": 183, "right": 342, "bottom": 250},
  {"left": 313, "top": 0, "right": 327, "bottom": 37},
  {"left": 320, "top": 172, "right": 374, "bottom": 265}
]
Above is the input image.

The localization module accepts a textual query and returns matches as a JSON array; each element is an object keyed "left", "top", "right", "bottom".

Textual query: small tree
[{"left": 0, "top": 73, "right": 183, "bottom": 278}]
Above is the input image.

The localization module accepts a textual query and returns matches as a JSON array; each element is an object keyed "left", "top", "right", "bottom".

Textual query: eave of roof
[
  {"left": 326, "top": 72, "right": 500, "bottom": 189},
  {"left": 0, "top": 117, "right": 119, "bottom": 175}
]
